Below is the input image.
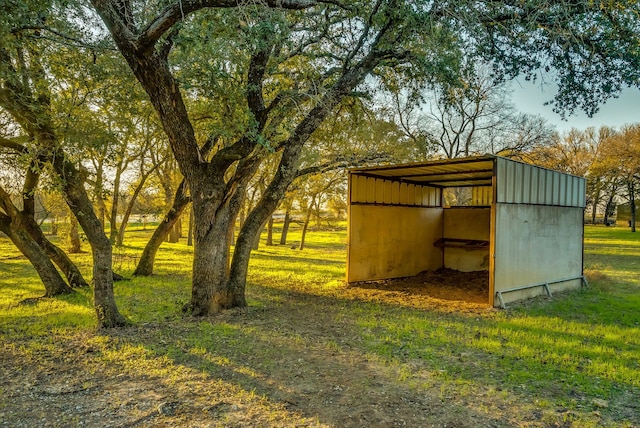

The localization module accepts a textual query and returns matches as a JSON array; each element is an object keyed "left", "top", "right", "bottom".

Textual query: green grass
[{"left": 1, "top": 224, "right": 639, "bottom": 426}]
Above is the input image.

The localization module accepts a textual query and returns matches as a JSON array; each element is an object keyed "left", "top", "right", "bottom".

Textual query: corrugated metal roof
[{"left": 349, "top": 156, "right": 495, "bottom": 188}]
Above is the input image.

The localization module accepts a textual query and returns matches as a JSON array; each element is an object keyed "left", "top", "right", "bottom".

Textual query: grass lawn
[{"left": 0, "top": 224, "right": 638, "bottom": 427}]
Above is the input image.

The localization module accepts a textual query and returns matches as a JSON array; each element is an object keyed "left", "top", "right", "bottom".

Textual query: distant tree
[
  {"left": 393, "top": 64, "right": 556, "bottom": 159},
  {"left": 608, "top": 125, "right": 640, "bottom": 232},
  {"left": 296, "top": 171, "right": 343, "bottom": 250}
]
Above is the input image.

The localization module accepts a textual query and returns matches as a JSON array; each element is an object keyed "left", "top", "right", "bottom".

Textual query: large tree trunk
[
  {"left": 189, "top": 193, "right": 236, "bottom": 314},
  {"left": 188, "top": 159, "right": 259, "bottom": 314},
  {"left": 0, "top": 215, "right": 73, "bottom": 297},
  {"left": 133, "top": 180, "right": 190, "bottom": 276}
]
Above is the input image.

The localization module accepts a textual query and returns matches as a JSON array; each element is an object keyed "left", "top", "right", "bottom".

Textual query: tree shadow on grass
[{"left": 92, "top": 282, "right": 640, "bottom": 427}]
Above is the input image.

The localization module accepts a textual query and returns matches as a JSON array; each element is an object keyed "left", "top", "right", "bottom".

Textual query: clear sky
[{"left": 510, "top": 80, "right": 640, "bottom": 134}]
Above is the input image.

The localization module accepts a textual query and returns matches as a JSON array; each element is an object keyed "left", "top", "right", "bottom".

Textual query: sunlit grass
[{"left": 0, "top": 224, "right": 639, "bottom": 426}]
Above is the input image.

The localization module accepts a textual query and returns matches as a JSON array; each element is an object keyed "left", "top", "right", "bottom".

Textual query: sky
[{"left": 510, "top": 80, "right": 640, "bottom": 134}]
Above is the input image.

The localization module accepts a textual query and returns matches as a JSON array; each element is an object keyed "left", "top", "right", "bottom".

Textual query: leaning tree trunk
[
  {"left": 134, "top": 180, "right": 190, "bottom": 276},
  {"left": 0, "top": 215, "right": 73, "bottom": 297},
  {"left": 53, "top": 154, "right": 127, "bottom": 328},
  {"left": 228, "top": 143, "right": 304, "bottom": 303},
  {"left": 24, "top": 215, "right": 89, "bottom": 288},
  {"left": 299, "top": 208, "right": 312, "bottom": 251},
  {"left": 299, "top": 195, "right": 318, "bottom": 251}
]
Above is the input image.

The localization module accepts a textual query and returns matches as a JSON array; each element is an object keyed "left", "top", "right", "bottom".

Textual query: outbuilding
[{"left": 346, "top": 155, "right": 587, "bottom": 307}]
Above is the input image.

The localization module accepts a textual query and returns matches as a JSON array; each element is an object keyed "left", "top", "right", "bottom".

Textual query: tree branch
[
  {"left": 296, "top": 153, "right": 391, "bottom": 178},
  {"left": 136, "top": 0, "right": 323, "bottom": 54}
]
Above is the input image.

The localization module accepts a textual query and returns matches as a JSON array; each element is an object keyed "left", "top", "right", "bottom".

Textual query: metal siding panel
[
  {"left": 538, "top": 169, "right": 547, "bottom": 205},
  {"left": 421, "top": 186, "right": 430, "bottom": 206},
  {"left": 383, "top": 180, "right": 392, "bottom": 204},
  {"left": 522, "top": 164, "right": 531, "bottom": 204},
  {"left": 432, "top": 188, "right": 441, "bottom": 206},
  {"left": 553, "top": 172, "right": 560, "bottom": 205},
  {"left": 354, "top": 175, "right": 366, "bottom": 203},
  {"left": 391, "top": 181, "right": 400, "bottom": 204},
  {"left": 567, "top": 176, "right": 575, "bottom": 206},
  {"left": 572, "top": 177, "right": 580, "bottom": 207},
  {"left": 504, "top": 161, "right": 513, "bottom": 203},
  {"left": 416, "top": 186, "right": 425, "bottom": 207},
  {"left": 347, "top": 205, "right": 444, "bottom": 282},
  {"left": 559, "top": 174, "right": 567, "bottom": 206},
  {"left": 545, "top": 171, "right": 553, "bottom": 206},
  {"left": 374, "top": 179, "right": 383, "bottom": 203},
  {"left": 511, "top": 161, "right": 519, "bottom": 203},
  {"left": 530, "top": 167, "right": 539, "bottom": 205},
  {"left": 366, "top": 177, "right": 376, "bottom": 203},
  {"left": 496, "top": 158, "right": 507, "bottom": 203},
  {"left": 493, "top": 205, "right": 583, "bottom": 305},
  {"left": 350, "top": 175, "right": 359, "bottom": 203},
  {"left": 579, "top": 178, "right": 586, "bottom": 207},
  {"left": 399, "top": 183, "right": 408, "bottom": 205},
  {"left": 515, "top": 162, "right": 525, "bottom": 203},
  {"left": 407, "top": 184, "right": 416, "bottom": 205}
]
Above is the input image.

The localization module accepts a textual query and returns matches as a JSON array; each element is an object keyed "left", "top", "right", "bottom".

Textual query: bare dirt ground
[
  {"left": 0, "top": 272, "right": 529, "bottom": 428},
  {"left": 346, "top": 268, "right": 491, "bottom": 311}
]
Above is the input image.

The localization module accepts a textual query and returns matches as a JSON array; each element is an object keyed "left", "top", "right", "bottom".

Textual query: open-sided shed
[{"left": 347, "top": 155, "right": 587, "bottom": 307}]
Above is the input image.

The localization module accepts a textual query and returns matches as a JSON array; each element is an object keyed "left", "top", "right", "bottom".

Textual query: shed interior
[{"left": 347, "top": 157, "right": 496, "bottom": 305}]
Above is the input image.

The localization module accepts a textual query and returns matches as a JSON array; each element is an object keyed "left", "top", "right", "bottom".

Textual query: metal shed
[{"left": 347, "top": 155, "right": 587, "bottom": 307}]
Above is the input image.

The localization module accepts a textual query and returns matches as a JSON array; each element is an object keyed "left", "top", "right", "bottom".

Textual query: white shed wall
[
  {"left": 493, "top": 204, "right": 584, "bottom": 305},
  {"left": 347, "top": 205, "right": 443, "bottom": 282},
  {"left": 496, "top": 158, "right": 586, "bottom": 207}
]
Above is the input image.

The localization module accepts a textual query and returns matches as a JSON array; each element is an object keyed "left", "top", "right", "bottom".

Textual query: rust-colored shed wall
[
  {"left": 442, "top": 208, "right": 491, "bottom": 272},
  {"left": 347, "top": 205, "right": 443, "bottom": 282}
]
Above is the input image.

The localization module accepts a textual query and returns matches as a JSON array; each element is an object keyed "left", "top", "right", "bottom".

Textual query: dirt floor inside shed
[{"left": 346, "top": 268, "right": 491, "bottom": 312}]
